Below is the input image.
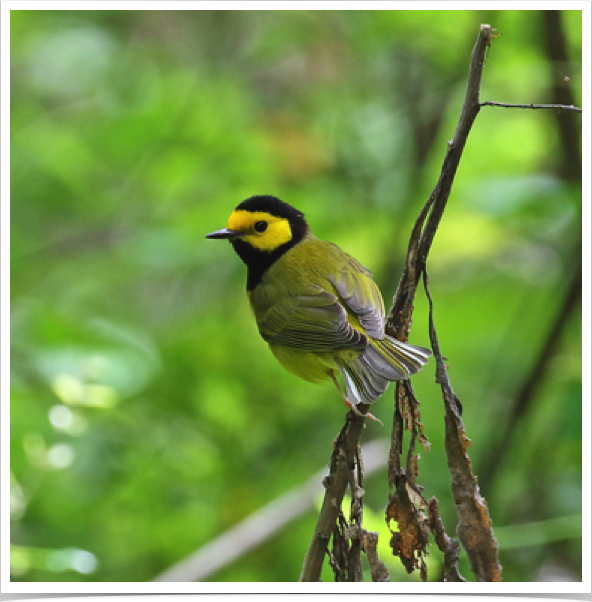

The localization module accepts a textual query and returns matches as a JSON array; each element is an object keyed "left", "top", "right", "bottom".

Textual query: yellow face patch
[{"left": 227, "top": 210, "right": 292, "bottom": 252}]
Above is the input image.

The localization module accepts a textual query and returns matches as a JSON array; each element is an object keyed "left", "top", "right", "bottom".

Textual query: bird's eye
[{"left": 254, "top": 221, "right": 268, "bottom": 233}]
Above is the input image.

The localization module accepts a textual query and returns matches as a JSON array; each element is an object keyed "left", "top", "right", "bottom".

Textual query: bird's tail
[{"left": 337, "top": 336, "right": 431, "bottom": 406}]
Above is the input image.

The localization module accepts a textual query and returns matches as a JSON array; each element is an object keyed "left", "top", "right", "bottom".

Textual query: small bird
[{"left": 206, "top": 195, "right": 431, "bottom": 421}]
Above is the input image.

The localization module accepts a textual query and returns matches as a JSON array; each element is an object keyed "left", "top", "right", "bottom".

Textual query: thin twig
[
  {"left": 346, "top": 446, "right": 364, "bottom": 581},
  {"left": 428, "top": 498, "right": 466, "bottom": 582},
  {"left": 415, "top": 23, "right": 490, "bottom": 273},
  {"left": 363, "top": 531, "right": 390, "bottom": 582},
  {"left": 424, "top": 271, "right": 502, "bottom": 582},
  {"left": 480, "top": 100, "right": 582, "bottom": 112},
  {"left": 385, "top": 23, "right": 503, "bottom": 583},
  {"left": 416, "top": 24, "right": 503, "bottom": 582},
  {"left": 381, "top": 25, "right": 483, "bottom": 578}
]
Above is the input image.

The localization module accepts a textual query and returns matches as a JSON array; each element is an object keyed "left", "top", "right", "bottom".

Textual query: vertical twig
[
  {"left": 346, "top": 446, "right": 364, "bottom": 581},
  {"left": 424, "top": 271, "right": 502, "bottom": 581},
  {"left": 428, "top": 498, "right": 466, "bottom": 582},
  {"left": 385, "top": 24, "right": 502, "bottom": 582},
  {"left": 363, "top": 531, "right": 390, "bottom": 582},
  {"left": 298, "top": 413, "right": 366, "bottom": 581}
]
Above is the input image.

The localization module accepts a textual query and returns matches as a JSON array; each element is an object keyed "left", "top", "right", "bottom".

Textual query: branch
[
  {"left": 388, "top": 23, "right": 490, "bottom": 329},
  {"left": 416, "top": 25, "right": 503, "bottom": 582},
  {"left": 363, "top": 531, "right": 390, "bottom": 582},
  {"left": 385, "top": 380, "right": 431, "bottom": 578},
  {"left": 480, "top": 100, "right": 582, "bottom": 112},
  {"left": 298, "top": 412, "right": 365, "bottom": 582},
  {"left": 428, "top": 498, "right": 466, "bottom": 582},
  {"left": 416, "top": 23, "right": 490, "bottom": 272},
  {"left": 385, "top": 23, "right": 502, "bottom": 582},
  {"left": 424, "top": 271, "right": 501, "bottom": 582}
]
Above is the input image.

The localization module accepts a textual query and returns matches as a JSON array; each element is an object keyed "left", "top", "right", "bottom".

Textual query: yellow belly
[
  {"left": 269, "top": 344, "right": 336, "bottom": 384},
  {"left": 268, "top": 344, "right": 360, "bottom": 384}
]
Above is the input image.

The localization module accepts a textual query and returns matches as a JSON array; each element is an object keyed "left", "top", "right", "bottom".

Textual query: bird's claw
[{"left": 346, "top": 399, "right": 383, "bottom": 426}]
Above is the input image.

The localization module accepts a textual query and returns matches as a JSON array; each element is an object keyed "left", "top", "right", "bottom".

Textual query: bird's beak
[{"left": 205, "top": 227, "right": 240, "bottom": 240}]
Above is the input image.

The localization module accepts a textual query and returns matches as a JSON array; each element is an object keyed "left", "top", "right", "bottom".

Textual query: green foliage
[{"left": 10, "top": 9, "right": 582, "bottom": 582}]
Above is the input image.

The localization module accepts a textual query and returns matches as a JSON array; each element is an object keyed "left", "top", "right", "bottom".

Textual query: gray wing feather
[
  {"left": 257, "top": 288, "right": 367, "bottom": 352},
  {"left": 328, "top": 255, "right": 386, "bottom": 340}
]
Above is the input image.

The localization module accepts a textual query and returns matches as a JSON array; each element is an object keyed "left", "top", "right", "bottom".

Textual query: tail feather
[
  {"left": 373, "top": 336, "right": 431, "bottom": 376},
  {"left": 337, "top": 336, "right": 431, "bottom": 406}
]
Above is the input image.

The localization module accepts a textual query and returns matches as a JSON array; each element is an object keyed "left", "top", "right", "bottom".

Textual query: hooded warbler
[{"left": 206, "top": 195, "right": 431, "bottom": 420}]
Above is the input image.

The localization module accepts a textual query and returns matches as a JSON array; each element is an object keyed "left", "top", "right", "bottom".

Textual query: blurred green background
[{"left": 10, "top": 9, "right": 582, "bottom": 582}]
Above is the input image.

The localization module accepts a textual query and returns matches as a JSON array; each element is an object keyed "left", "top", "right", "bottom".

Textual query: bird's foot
[
  {"left": 345, "top": 398, "right": 383, "bottom": 426},
  {"left": 329, "top": 372, "right": 383, "bottom": 425}
]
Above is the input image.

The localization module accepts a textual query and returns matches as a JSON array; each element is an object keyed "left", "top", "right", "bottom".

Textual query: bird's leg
[{"left": 329, "top": 373, "right": 383, "bottom": 426}]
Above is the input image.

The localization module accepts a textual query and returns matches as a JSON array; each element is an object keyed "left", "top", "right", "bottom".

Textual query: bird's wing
[
  {"left": 327, "top": 251, "right": 386, "bottom": 340},
  {"left": 256, "top": 286, "right": 368, "bottom": 353}
]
